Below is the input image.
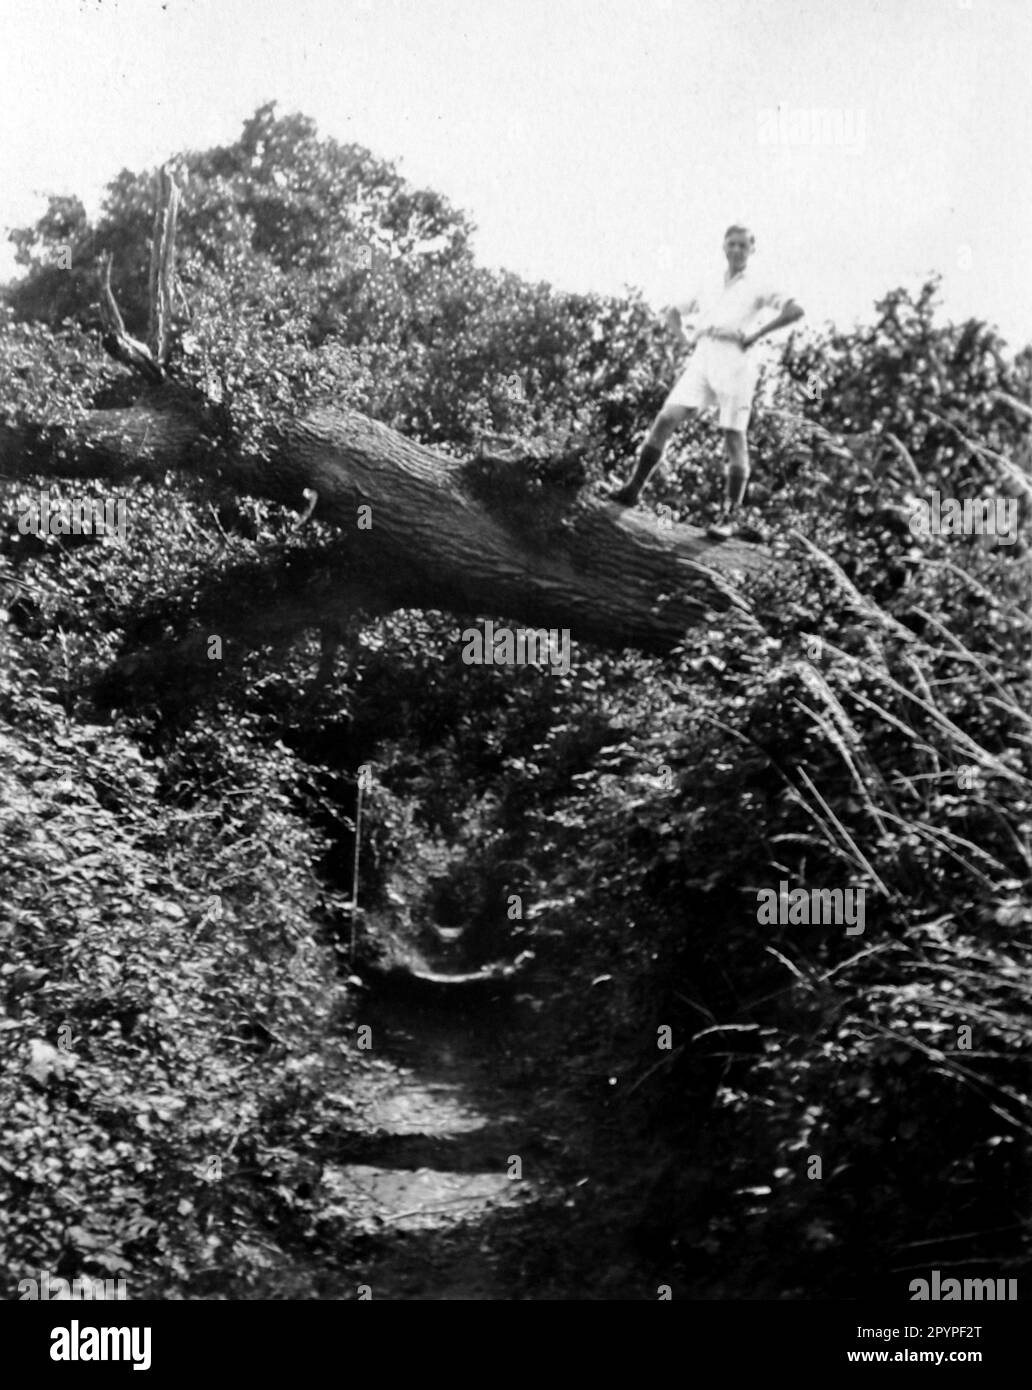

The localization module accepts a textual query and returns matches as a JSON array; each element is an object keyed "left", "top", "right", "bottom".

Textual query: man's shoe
[
  {"left": 706, "top": 513, "right": 734, "bottom": 540},
  {"left": 608, "top": 483, "right": 640, "bottom": 506}
]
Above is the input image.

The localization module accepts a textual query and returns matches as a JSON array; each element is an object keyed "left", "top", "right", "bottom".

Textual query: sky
[{"left": 1, "top": 0, "right": 1030, "bottom": 350}]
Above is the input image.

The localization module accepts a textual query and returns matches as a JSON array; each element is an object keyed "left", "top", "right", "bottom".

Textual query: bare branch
[
  {"left": 147, "top": 163, "right": 182, "bottom": 366},
  {"left": 98, "top": 252, "right": 164, "bottom": 385},
  {"left": 99, "top": 253, "right": 126, "bottom": 338}
]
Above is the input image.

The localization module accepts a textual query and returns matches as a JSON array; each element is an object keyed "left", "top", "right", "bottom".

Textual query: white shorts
[{"left": 663, "top": 337, "right": 759, "bottom": 431}]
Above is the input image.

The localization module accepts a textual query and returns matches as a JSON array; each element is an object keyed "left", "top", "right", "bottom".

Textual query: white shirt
[{"left": 676, "top": 270, "right": 789, "bottom": 344}]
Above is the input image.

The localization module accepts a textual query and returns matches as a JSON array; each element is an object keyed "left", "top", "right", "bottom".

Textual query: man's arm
[
  {"left": 743, "top": 299, "right": 804, "bottom": 349},
  {"left": 664, "top": 298, "right": 699, "bottom": 349}
]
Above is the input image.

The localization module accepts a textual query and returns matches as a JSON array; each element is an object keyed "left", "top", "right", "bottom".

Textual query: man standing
[{"left": 608, "top": 226, "right": 804, "bottom": 539}]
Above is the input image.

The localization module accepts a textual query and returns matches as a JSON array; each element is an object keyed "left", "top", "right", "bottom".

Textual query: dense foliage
[{"left": 1, "top": 105, "right": 1029, "bottom": 1298}]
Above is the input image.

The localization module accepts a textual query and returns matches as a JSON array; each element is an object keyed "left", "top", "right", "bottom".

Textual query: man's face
[{"left": 724, "top": 232, "right": 753, "bottom": 274}]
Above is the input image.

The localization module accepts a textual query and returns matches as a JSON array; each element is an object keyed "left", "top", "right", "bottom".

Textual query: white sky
[{"left": 1, "top": 0, "right": 1030, "bottom": 348}]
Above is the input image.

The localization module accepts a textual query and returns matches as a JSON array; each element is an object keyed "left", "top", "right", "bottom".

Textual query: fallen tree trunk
[
  {"left": 1, "top": 164, "right": 770, "bottom": 657},
  {"left": 1, "top": 388, "right": 768, "bottom": 655}
]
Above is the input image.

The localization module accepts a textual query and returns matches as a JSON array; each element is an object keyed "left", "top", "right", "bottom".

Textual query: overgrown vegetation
[{"left": 2, "top": 104, "right": 1029, "bottom": 1298}]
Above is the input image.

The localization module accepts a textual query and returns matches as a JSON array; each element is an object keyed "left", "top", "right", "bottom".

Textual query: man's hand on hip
[
  {"left": 708, "top": 328, "right": 752, "bottom": 348},
  {"left": 663, "top": 307, "right": 689, "bottom": 349}
]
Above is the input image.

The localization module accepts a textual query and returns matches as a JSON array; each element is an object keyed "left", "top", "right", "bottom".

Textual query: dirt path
[{"left": 328, "top": 989, "right": 542, "bottom": 1299}]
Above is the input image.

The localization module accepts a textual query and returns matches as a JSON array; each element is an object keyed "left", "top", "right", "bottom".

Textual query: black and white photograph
[{"left": 0, "top": 0, "right": 1029, "bottom": 1356}]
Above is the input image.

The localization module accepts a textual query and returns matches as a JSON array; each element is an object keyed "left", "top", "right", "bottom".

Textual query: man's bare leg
[
  {"left": 723, "top": 428, "right": 750, "bottom": 509},
  {"left": 707, "top": 428, "right": 750, "bottom": 538},
  {"left": 608, "top": 405, "right": 691, "bottom": 505}
]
